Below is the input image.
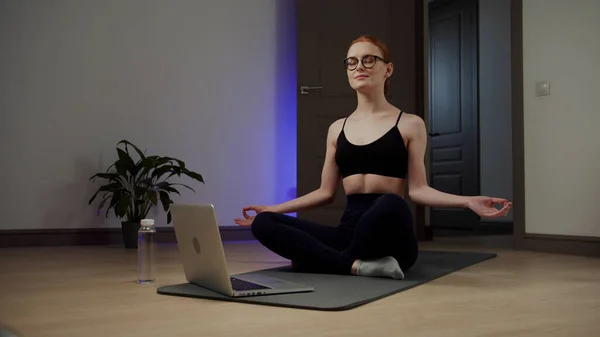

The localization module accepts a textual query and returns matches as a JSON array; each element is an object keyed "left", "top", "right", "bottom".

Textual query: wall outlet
[{"left": 535, "top": 81, "right": 550, "bottom": 96}]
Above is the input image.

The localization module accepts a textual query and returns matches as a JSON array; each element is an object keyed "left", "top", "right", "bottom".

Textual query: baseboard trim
[
  {"left": 432, "top": 221, "right": 513, "bottom": 237},
  {"left": 0, "top": 226, "right": 255, "bottom": 248},
  {"left": 525, "top": 233, "right": 600, "bottom": 242},
  {"left": 477, "top": 221, "right": 513, "bottom": 235},
  {"left": 516, "top": 233, "right": 600, "bottom": 257}
]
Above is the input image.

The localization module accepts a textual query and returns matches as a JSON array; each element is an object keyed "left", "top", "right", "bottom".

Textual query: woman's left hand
[{"left": 467, "top": 196, "right": 512, "bottom": 218}]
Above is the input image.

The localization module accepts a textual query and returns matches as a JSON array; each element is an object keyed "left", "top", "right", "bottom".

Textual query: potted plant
[{"left": 88, "top": 140, "right": 204, "bottom": 248}]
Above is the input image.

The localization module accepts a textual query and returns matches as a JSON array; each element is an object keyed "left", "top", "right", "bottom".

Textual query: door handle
[
  {"left": 300, "top": 86, "right": 323, "bottom": 95},
  {"left": 429, "top": 132, "right": 441, "bottom": 137}
]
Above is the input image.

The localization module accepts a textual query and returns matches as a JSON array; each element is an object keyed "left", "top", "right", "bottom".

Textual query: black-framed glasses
[{"left": 343, "top": 54, "right": 389, "bottom": 70}]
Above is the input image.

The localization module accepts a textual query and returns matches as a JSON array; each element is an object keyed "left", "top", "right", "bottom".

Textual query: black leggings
[{"left": 250, "top": 193, "right": 419, "bottom": 275}]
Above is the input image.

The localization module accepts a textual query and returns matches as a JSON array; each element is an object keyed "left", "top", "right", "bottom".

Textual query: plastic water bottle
[{"left": 137, "top": 218, "right": 156, "bottom": 284}]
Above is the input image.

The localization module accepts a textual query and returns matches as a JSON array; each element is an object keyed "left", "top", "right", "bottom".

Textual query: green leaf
[
  {"left": 149, "top": 190, "right": 158, "bottom": 205},
  {"left": 134, "top": 186, "right": 150, "bottom": 197},
  {"left": 89, "top": 172, "right": 120, "bottom": 182},
  {"left": 161, "top": 186, "right": 180, "bottom": 195},
  {"left": 169, "top": 183, "right": 195, "bottom": 192},
  {"left": 159, "top": 191, "right": 173, "bottom": 212},
  {"left": 164, "top": 156, "right": 186, "bottom": 170},
  {"left": 114, "top": 159, "right": 127, "bottom": 176},
  {"left": 137, "top": 177, "right": 154, "bottom": 187},
  {"left": 97, "top": 194, "right": 112, "bottom": 211},
  {"left": 151, "top": 165, "right": 174, "bottom": 180},
  {"left": 166, "top": 166, "right": 182, "bottom": 178},
  {"left": 138, "top": 156, "right": 166, "bottom": 177},
  {"left": 117, "top": 140, "right": 146, "bottom": 160},
  {"left": 88, "top": 182, "right": 123, "bottom": 205},
  {"left": 106, "top": 192, "right": 121, "bottom": 218},
  {"left": 156, "top": 181, "right": 181, "bottom": 194},
  {"left": 152, "top": 157, "right": 173, "bottom": 173},
  {"left": 139, "top": 156, "right": 157, "bottom": 170},
  {"left": 117, "top": 194, "right": 131, "bottom": 218},
  {"left": 183, "top": 170, "right": 204, "bottom": 183},
  {"left": 117, "top": 148, "right": 136, "bottom": 176}
]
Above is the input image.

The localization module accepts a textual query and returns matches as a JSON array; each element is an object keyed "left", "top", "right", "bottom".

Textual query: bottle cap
[{"left": 141, "top": 219, "right": 154, "bottom": 226}]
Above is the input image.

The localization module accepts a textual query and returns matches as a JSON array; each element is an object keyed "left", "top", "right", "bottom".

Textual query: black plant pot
[{"left": 121, "top": 221, "right": 141, "bottom": 249}]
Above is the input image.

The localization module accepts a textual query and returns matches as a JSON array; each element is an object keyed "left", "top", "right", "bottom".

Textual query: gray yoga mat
[{"left": 157, "top": 250, "right": 496, "bottom": 311}]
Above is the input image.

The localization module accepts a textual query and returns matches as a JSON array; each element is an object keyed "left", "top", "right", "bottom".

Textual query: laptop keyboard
[{"left": 230, "top": 277, "right": 271, "bottom": 291}]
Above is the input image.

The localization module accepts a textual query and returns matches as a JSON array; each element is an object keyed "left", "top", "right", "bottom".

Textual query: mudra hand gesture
[
  {"left": 467, "top": 196, "right": 512, "bottom": 218},
  {"left": 234, "top": 205, "right": 270, "bottom": 226}
]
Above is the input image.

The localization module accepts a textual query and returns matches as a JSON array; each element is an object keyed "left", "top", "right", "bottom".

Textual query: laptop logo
[{"left": 192, "top": 237, "right": 201, "bottom": 254}]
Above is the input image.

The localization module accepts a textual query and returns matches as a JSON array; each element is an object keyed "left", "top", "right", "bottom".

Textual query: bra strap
[{"left": 395, "top": 110, "right": 403, "bottom": 126}]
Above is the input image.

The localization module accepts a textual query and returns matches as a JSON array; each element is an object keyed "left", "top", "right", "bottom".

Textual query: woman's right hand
[{"left": 234, "top": 205, "right": 271, "bottom": 226}]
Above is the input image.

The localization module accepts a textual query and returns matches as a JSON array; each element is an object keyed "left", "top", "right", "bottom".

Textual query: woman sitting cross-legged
[{"left": 234, "top": 35, "right": 511, "bottom": 280}]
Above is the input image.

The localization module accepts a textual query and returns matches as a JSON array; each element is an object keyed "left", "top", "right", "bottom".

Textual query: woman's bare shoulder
[
  {"left": 399, "top": 111, "right": 425, "bottom": 127},
  {"left": 328, "top": 117, "right": 346, "bottom": 132},
  {"left": 326, "top": 117, "right": 347, "bottom": 141},
  {"left": 398, "top": 111, "right": 427, "bottom": 138}
]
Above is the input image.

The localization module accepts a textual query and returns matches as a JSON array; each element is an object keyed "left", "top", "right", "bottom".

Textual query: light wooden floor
[{"left": 1, "top": 237, "right": 599, "bottom": 337}]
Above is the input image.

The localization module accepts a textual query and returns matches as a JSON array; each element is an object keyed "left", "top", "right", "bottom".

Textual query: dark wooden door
[
  {"left": 297, "top": 0, "right": 424, "bottom": 229},
  {"left": 428, "top": 0, "right": 480, "bottom": 230}
]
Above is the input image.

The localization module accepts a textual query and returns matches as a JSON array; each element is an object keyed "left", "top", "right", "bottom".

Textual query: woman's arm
[
  {"left": 405, "top": 116, "right": 511, "bottom": 217},
  {"left": 405, "top": 116, "right": 471, "bottom": 208},
  {"left": 268, "top": 119, "right": 343, "bottom": 214}
]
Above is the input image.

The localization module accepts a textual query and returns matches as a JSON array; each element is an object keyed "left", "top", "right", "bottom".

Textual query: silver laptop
[{"left": 170, "top": 203, "right": 314, "bottom": 297}]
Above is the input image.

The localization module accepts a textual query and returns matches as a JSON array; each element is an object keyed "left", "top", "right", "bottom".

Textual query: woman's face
[{"left": 345, "top": 41, "right": 392, "bottom": 94}]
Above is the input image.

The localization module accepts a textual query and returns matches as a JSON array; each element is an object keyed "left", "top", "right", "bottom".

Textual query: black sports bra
[{"left": 335, "top": 111, "right": 409, "bottom": 179}]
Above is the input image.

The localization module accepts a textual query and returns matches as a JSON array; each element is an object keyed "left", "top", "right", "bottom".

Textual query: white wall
[
  {"left": 0, "top": 0, "right": 297, "bottom": 229},
  {"left": 523, "top": 0, "right": 600, "bottom": 237},
  {"left": 479, "top": 0, "right": 513, "bottom": 222}
]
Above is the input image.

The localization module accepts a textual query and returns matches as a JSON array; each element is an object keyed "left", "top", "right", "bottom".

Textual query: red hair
[{"left": 348, "top": 35, "right": 392, "bottom": 94}]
